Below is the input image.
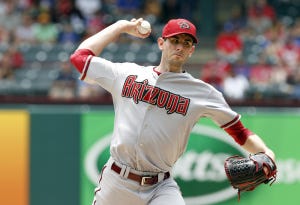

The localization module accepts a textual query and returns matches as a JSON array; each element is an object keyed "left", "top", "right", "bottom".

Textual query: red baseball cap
[{"left": 162, "top": 19, "right": 198, "bottom": 44}]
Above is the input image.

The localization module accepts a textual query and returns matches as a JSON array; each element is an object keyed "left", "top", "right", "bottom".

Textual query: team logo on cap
[{"left": 178, "top": 21, "right": 190, "bottom": 29}]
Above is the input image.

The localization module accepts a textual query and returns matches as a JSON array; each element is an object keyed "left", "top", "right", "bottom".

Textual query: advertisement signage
[
  {"left": 0, "top": 110, "right": 29, "bottom": 205},
  {"left": 81, "top": 110, "right": 300, "bottom": 205}
]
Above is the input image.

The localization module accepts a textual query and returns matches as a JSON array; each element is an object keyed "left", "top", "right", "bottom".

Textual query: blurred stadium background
[
  {"left": 1, "top": 0, "right": 300, "bottom": 205},
  {"left": 1, "top": 0, "right": 300, "bottom": 105}
]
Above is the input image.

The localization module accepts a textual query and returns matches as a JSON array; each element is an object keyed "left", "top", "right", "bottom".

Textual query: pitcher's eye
[
  {"left": 169, "top": 38, "right": 179, "bottom": 44},
  {"left": 183, "top": 41, "right": 193, "bottom": 47},
  {"left": 168, "top": 38, "right": 193, "bottom": 48}
]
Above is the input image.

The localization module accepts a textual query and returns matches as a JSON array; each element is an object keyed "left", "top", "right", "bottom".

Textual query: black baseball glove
[{"left": 224, "top": 152, "right": 277, "bottom": 200}]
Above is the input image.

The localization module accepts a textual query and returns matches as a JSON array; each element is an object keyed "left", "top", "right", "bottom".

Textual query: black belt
[{"left": 111, "top": 162, "right": 170, "bottom": 185}]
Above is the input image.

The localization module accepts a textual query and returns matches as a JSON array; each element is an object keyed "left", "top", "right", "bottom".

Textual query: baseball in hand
[{"left": 137, "top": 20, "right": 151, "bottom": 34}]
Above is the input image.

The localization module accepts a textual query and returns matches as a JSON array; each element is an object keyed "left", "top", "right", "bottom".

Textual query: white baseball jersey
[{"left": 80, "top": 56, "right": 238, "bottom": 173}]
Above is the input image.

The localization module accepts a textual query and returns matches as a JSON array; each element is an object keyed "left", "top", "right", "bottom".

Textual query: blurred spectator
[
  {"left": 33, "top": 11, "right": 59, "bottom": 44},
  {"left": 58, "top": 21, "right": 81, "bottom": 45},
  {"left": 0, "top": 50, "right": 15, "bottom": 81},
  {"left": 0, "top": 1, "right": 22, "bottom": 32},
  {"left": 17, "top": 0, "right": 34, "bottom": 10},
  {"left": 286, "top": 65, "right": 300, "bottom": 85},
  {"left": 75, "top": 0, "right": 102, "bottom": 19},
  {"left": 290, "top": 19, "right": 300, "bottom": 48},
  {"left": 0, "top": 45, "right": 24, "bottom": 80},
  {"left": 54, "top": 0, "right": 86, "bottom": 37},
  {"left": 216, "top": 22, "right": 243, "bottom": 63},
  {"left": 232, "top": 58, "right": 251, "bottom": 78},
  {"left": 200, "top": 57, "right": 231, "bottom": 91},
  {"left": 238, "top": 23, "right": 256, "bottom": 43},
  {"left": 77, "top": 80, "right": 108, "bottom": 100},
  {"left": 223, "top": 67, "right": 250, "bottom": 100},
  {"left": 48, "top": 61, "right": 77, "bottom": 100},
  {"left": 143, "top": 0, "right": 161, "bottom": 20},
  {"left": 13, "top": 11, "right": 36, "bottom": 45},
  {"left": 54, "top": 0, "right": 73, "bottom": 20},
  {"left": 263, "top": 24, "right": 286, "bottom": 65},
  {"left": 0, "top": 26, "right": 10, "bottom": 46},
  {"left": 101, "top": 0, "right": 118, "bottom": 16},
  {"left": 161, "top": 0, "right": 180, "bottom": 23},
  {"left": 116, "top": 0, "right": 142, "bottom": 15},
  {"left": 224, "top": 5, "right": 247, "bottom": 32},
  {"left": 269, "top": 62, "right": 289, "bottom": 86},
  {"left": 247, "top": 0, "right": 276, "bottom": 34},
  {"left": 6, "top": 45, "right": 24, "bottom": 69},
  {"left": 248, "top": 55, "right": 272, "bottom": 87},
  {"left": 0, "top": 1, "right": 22, "bottom": 46},
  {"left": 178, "top": 0, "right": 197, "bottom": 21},
  {"left": 286, "top": 67, "right": 300, "bottom": 98},
  {"left": 1, "top": 0, "right": 300, "bottom": 103},
  {"left": 277, "top": 36, "right": 300, "bottom": 70},
  {"left": 0, "top": 0, "right": 4, "bottom": 12},
  {"left": 85, "top": 10, "right": 106, "bottom": 36},
  {"left": 39, "top": 0, "right": 56, "bottom": 10}
]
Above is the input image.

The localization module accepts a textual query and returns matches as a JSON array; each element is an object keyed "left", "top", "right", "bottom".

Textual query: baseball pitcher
[{"left": 70, "top": 18, "right": 276, "bottom": 205}]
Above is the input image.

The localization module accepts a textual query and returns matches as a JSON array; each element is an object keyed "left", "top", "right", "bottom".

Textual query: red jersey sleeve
[{"left": 221, "top": 116, "right": 253, "bottom": 145}]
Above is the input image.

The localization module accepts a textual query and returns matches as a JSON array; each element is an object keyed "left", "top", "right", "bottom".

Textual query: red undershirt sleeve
[
  {"left": 221, "top": 118, "right": 253, "bottom": 145},
  {"left": 70, "top": 49, "right": 95, "bottom": 73}
]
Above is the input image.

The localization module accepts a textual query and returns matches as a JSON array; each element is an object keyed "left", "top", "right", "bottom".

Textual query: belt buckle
[{"left": 141, "top": 176, "right": 152, "bottom": 186}]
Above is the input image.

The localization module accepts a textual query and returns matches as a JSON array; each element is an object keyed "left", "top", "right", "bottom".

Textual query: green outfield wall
[{"left": 0, "top": 105, "right": 299, "bottom": 205}]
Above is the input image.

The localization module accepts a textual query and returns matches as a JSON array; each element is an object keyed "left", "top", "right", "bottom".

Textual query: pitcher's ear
[{"left": 157, "top": 37, "right": 164, "bottom": 50}]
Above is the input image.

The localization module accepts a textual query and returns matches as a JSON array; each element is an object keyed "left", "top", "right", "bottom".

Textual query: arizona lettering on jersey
[{"left": 122, "top": 75, "right": 190, "bottom": 116}]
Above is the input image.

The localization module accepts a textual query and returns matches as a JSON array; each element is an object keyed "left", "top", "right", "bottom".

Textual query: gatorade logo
[{"left": 84, "top": 124, "right": 247, "bottom": 205}]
